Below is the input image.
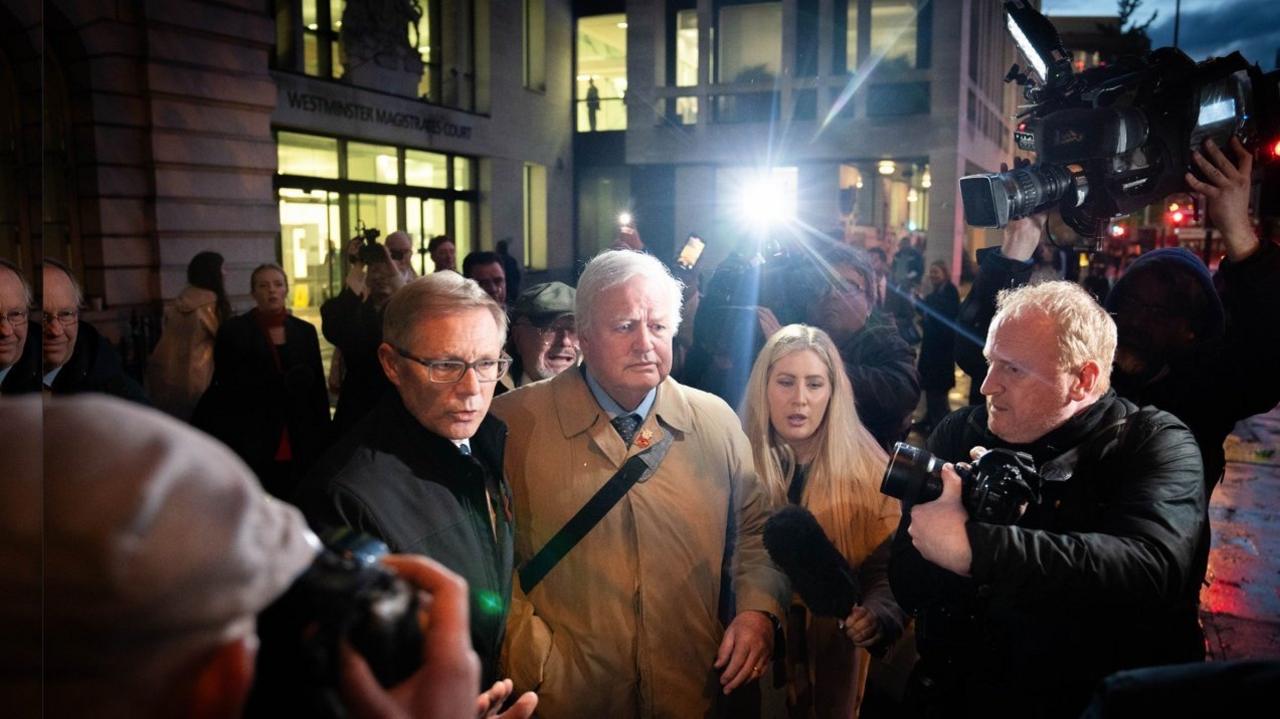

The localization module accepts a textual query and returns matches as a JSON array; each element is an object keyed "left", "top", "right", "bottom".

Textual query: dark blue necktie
[{"left": 611, "top": 413, "right": 641, "bottom": 446}]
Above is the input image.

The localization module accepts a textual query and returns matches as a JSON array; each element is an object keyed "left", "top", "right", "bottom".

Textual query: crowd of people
[{"left": 4, "top": 136, "right": 1279, "bottom": 718}]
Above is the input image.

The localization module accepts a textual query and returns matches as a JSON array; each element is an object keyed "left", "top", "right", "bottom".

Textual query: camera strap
[{"left": 518, "top": 427, "right": 674, "bottom": 594}]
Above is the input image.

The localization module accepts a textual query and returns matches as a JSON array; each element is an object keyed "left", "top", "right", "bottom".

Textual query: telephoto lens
[{"left": 879, "top": 442, "right": 946, "bottom": 506}]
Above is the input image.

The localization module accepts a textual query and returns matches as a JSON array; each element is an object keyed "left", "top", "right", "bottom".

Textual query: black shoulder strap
[{"left": 518, "top": 428, "right": 674, "bottom": 594}]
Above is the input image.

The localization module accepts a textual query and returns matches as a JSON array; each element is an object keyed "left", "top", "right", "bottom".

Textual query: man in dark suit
[
  {"left": 0, "top": 259, "right": 39, "bottom": 395},
  {"left": 297, "top": 271, "right": 522, "bottom": 694},
  {"left": 41, "top": 260, "right": 147, "bottom": 403}
]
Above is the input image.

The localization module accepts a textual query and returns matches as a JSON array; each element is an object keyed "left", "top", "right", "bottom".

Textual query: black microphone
[{"left": 763, "top": 505, "right": 861, "bottom": 619}]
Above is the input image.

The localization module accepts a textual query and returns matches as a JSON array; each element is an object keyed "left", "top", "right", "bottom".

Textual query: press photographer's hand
[
  {"left": 907, "top": 464, "right": 973, "bottom": 576},
  {"left": 841, "top": 606, "right": 882, "bottom": 647},
  {"left": 338, "top": 554, "right": 480, "bottom": 719}
]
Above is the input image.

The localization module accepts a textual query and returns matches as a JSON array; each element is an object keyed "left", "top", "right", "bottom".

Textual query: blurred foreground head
[{"left": 0, "top": 395, "right": 318, "bottom": 718}]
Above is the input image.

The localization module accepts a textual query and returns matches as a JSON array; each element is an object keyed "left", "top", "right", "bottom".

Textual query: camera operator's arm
[
  {"left": 1187, "top": 137, "right": 1258, "bottom": 262},
  {"left": 338, "top": 555, "right": 480, "bottom": 719},
  {"left": 1190, "top": 137, "right": 1280, "bottom": 422},
  {"left": 321, "top": 283, "right": 368, "bottom": 349},
  {"left": 966, "top": 419, "right": 1205, "bottom": 606},
  {"left": 953, "top": 212, "right": 1039, "bottom": 382}
]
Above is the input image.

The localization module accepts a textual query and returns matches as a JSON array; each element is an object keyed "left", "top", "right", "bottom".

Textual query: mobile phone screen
[{"left": 677, "top": 236, "right": 705, "bottom": 269}]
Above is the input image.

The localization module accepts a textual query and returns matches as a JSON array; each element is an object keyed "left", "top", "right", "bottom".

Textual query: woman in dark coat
[
  {"left": 916, "top": 261, "right": 960, "bottom": 432},
  {"left": 196, "top": 263, "right": 330, "bottom": 499}
]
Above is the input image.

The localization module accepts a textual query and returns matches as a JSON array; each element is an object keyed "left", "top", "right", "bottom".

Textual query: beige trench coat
[{"left": 491, "top": 370, "right": 789, "bottom": 718}]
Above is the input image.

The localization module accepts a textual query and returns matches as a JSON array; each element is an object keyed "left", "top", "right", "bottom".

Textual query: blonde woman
[{"left": 742, "top": 324, "right": 905, "bottom": 718}]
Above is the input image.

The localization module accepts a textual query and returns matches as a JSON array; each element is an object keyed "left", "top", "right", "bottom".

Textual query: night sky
[{"left": 1042, "top": 0, "right": 1279, "bottom": 69}]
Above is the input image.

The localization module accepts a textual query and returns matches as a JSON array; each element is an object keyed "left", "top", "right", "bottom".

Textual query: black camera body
[
  {"left": 960, "top": 1, "right": 1280, "bottom": 247},
  {"left": 245, "top": 529, "right": 422, "bottom": 718},
  {"left": 880, "top": 442, "right": 1042, "bottom": 525}
]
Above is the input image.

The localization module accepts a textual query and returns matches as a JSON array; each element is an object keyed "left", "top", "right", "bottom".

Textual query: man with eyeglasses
[
  {"left": 805, "top": 243, "right": 920, "bottom": 450},
  {"left": 297, "top": 271, "right": 520, "bottom": 691},
  {"left": 41, "top": 260, "right": 147, "bottom": 403},
  {"left": 498, "top": 282, "right": 579, "bottom": 393},
  {"left": 0, "top": 260, "right": 39, "bottom": 395}
]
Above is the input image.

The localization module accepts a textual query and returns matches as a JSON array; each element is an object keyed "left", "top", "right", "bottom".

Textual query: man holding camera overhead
[{"left": 888, "top": 280, "right": 1205, "bottom": 719}]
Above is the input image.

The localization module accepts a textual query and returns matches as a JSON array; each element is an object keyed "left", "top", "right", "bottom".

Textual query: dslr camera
[
  {"left": 245, "top": 529, "right": 423, "bottom": 718},
  {"left": 880, "top": 442, "right": 1043, "bottom": 525},
  {"left": 961, "top": 1, "right": 1280, "bottom": 247}
]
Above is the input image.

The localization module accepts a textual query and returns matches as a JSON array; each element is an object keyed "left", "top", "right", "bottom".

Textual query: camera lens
[{"left": 880, "top": 442, "right": 945, "bottom": 505}]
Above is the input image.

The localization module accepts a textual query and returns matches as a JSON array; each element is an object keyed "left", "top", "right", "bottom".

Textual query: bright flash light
[
  {"left": 1110, "top": 224, "right": 1125, "bottom": 237},
  {"left": 1172, "top": 211, "right": 1185, "bottom": 223},
  {"left": 737, "top": 170, "right": 797, "bottom": 227},
  {"left": 618, "top": 212, "right": 633, "bottom": 226}
]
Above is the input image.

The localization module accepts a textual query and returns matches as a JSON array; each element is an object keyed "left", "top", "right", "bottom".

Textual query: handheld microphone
[{"left": 763, "top": 505, "right": 861, "bottom": 619}]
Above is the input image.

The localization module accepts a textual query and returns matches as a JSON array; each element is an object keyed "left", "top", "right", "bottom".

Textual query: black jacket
[
  {"left": 296, "top": 394, "right": 514, "bottom": 687},
  {"left": 48, "top": 320, "right": 148, "bottom": 403},
  {"left": 916, "top": 281, "right": 959, "bottom": 391},
  {"left": 953, "top": 241, "right": 1280, "bottom": 495},
  {"left": 1, "top": 331, "right": 40, "bottom": 395},
  {"left": 195, "top": 312, "right": 330, "bottom": 483},
  {"left": 837, "top": 316, "right": 921, "bottom": 449},
  {"left": 321, "top": 287, "right": 393, "bottom": 437},
  {"left": 890, "top": 392, "right": 1206, "bottom": 718}
]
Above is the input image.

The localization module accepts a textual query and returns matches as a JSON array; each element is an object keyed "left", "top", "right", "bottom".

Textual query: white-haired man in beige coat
[{"left": 491, "top": 249, "right": 789, "bottom": 717}]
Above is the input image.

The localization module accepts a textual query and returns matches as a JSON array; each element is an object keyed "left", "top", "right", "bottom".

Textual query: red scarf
[{"left": 251, "top": 307, "right": 293, "bottom": 461}]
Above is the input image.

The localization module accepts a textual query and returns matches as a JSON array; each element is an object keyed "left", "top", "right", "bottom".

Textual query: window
[
  {"left": 716, "top": 1, "right": 782, "bottom": 85},
  {"left": 839, "top": 0, "right": 926, "bottom": 74},
  {"left": 523, "top": 163, "right": 547, "bottom": 270},
  {"left": 275, "top": 131, "right": 479, "bottom": 304},
  {"left": 524, "top": 0, "right": 546, "bottom": 91},
  {"left": 577, "top": 14, "right": 628, "bottom": 131},
  {"left": 277, "top": 132, "right": 340, "bottom": 178},
  {"left": 276, "top": 1, "right": 474, "bottom": 110},
  {"left": 838, "top": 159, "right": 929, "bottom": 236},
  {"left": 347, "top": 142, "right": 399, "bottom": 184},
  {"left": 869, "top": 0, "right": 919, "bottom": 71},
  {"left": 406, "top": 149, "right": 449, "bottom": 188},
  {"left": 675, "top": 9, "right": 698, "bottom": 86}
]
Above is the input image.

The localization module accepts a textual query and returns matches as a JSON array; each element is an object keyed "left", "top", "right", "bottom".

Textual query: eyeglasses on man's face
[
  {"left": 1, "top": 309, "right": 29, "bottom": 327},
  {"left": 394, "top": 347, "right": 512, "bottom": 383},
  {"left": 389, "top": 249, "right": 411, "bottom": 261},
  {"left": 41, "top": 309, "right": 80, "bottom": 328}
]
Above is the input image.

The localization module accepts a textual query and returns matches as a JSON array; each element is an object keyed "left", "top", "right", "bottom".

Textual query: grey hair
[
  {"left": 0, "top": 259, "right": 34, "bottom": 307},
  {"left": 575, "top": 249, "right": 684, "bottom": 337},
  {"left": 382, "top": 272, "right": 509, "bottom": 349},
  {"left": 42, "top": 259, "right": 84, "bottom": 308}
]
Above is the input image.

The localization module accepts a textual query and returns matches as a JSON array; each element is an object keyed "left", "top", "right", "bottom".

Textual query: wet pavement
[{"left": 1201, "top": 407, "right": 1280, "bottom": 661}]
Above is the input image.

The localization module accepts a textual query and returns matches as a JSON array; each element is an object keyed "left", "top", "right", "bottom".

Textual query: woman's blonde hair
[{"left": 741, "top": 324, "right": 887, "bottom": 559}]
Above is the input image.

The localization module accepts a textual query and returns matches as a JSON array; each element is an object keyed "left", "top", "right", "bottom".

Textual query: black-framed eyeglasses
[
  {"left": 1, "top": 309, "right": 29, "bottom": 327},
  {"left": 41, "top": 309, "right": 80, "bottom": 328},
  {"left": 389, "top": 249, "right": 410, "bottom": 261},
  {"left": 394, "top": 347, "right": 512, "bottom": 383}
]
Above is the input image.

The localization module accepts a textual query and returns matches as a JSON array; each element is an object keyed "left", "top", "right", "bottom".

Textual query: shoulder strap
[{"left": 518, "top": 428, "right": 674, "bottom": 594}]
